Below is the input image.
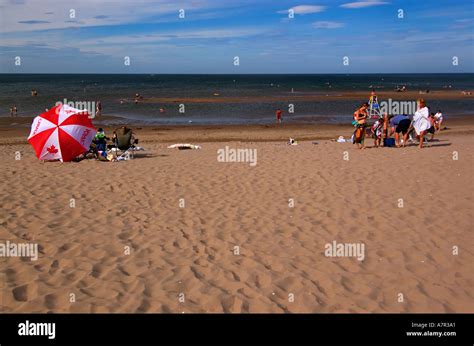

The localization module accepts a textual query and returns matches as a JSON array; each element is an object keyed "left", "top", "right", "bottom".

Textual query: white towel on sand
[
  {"left": 413, "top": 107, "right": 431, "bottom": 135},
  {"left": 167, "top": 143, "right": 201, "bottom": 150}
]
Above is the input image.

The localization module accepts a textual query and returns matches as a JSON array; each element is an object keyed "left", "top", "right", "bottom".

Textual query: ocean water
[{"left": 0, "top": 74, "right": 473, "bottom": 125}]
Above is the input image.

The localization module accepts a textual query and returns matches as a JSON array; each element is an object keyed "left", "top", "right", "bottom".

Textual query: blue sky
[{"left": 0, "top": 0, "right": 473, "bottom": 73}]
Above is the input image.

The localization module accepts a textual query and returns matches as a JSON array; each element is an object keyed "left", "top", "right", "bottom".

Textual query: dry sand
[{"left": 1, "top": 119, "right": 473, "bottom": 313}]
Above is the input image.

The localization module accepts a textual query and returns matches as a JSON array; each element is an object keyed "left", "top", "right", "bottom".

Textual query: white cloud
[
  {"left": 0, "top": 0, "right": 239, "bottom": 33},
  {"left": 0, "top": 26, "right": 269, "bottom": 58},
  {"left": 312, "top": 21, "right": 344, "bottom": 29},
  {"left": 340, "top": 1, "right": 389, "bottom": 9},
  {"left": 278, "top": 5, "right": 326, "bottom": 15}
]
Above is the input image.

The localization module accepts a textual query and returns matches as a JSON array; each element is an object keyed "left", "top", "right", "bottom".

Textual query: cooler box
[{"left": 383, "top": 138, "right": 396, "bottom": 147}]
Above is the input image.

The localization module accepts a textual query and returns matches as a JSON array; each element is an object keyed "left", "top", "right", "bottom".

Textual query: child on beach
[
  {"left": 371, "top": 117, "right": 384, "bottom": 147},
  {"left": 93, "top": 128, "right": 109, "bottom": 152}
]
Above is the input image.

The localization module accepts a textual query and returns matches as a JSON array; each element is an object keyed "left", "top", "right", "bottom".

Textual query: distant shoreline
[{"left": 1, "top": 72, "right": 474, "bottom": 75}]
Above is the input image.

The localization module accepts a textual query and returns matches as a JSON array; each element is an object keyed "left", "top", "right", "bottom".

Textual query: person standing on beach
[
  {"left": 276, "top": 109, "right": 282, "bottom": 124},
  {"left": 371, "top": 116, "right": 383, "bottom": 148},
  {"left": 353, "top": 103, "right": 369, "bottom": 149},
  {"left": 413, "top": 98, "right": 430, "bottom": 149}
]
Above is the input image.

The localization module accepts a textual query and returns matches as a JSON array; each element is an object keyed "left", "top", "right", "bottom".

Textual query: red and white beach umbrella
[{"left": 28, "top": 104, "right": 96, "bottom": 162}]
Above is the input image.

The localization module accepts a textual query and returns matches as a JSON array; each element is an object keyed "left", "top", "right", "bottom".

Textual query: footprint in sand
[
  {"left": 12, "top": 284, "right": 28, "bottom": 302},
  {"left": 48, "top": 260, "right": 60, "bottom": 275},
  {"left": 44, "top": 294, "right": 58, "bottom": 309},
  {"left": 91, "top": 263, "right": 105, "bottom": 278}
]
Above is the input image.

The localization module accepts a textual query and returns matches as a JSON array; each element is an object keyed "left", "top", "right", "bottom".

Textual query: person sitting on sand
[
  {"left": 111, "top": 126, "right": 138, "bottom": 149},
  {"left": 371, "top": 116, "right": 384, "bottom": 148},
  {"left": 353, "top": 103, "right": 369, "bottom": 149},
  {"left": 412, "top": 98, "right": 431, "bottom": 149},
  {"left": 93, "top": 128, "right": 109, "bottom": 152}
]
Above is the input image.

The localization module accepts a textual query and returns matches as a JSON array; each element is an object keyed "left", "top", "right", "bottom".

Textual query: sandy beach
[{"left": 1, "top": 116, "right": 473, "bottom": 313}]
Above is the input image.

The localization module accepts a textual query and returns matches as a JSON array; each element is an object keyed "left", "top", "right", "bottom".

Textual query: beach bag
[{"left": 383, "top": 138, "right": 396, "bottom": 147}]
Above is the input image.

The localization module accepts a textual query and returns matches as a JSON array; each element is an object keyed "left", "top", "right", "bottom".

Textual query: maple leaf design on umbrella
[{"left": 47, "top": 145, "right": 58, "bottom": 154}]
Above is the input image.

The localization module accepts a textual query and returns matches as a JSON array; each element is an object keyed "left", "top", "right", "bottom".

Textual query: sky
[{"left": 0, "top": 0, "right": 473, "bottom": 73}]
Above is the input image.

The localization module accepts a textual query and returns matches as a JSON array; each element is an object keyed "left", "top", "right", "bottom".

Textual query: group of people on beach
[
  {"left": 353, "top": 98, "right": 444, "bottom": 149},
  {"left": 74, "top": 126, "right": 139, "bottom": 162}
]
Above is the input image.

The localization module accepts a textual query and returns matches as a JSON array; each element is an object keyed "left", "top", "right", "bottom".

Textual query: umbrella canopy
[{"left": 28, "top": 104, "right": 96, "bottom": 162}]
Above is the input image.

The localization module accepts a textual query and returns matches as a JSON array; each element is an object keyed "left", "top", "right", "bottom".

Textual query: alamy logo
[
  {"left": 0, "top": 241, "right": 38, "bottom": 261},
  {"left": 324, "top": 241, "right": 365, "bottom": 261},
  {"left": 55, "top": 98, "right": 96, "bottom": 118},
  {"left": 379, "top": 99, "right": 417, "bottom": 115},
  {"left": 18, "top": 320, "right": 56, "bottom": 339},
  {"left": 217, "top": 146, "right": 257, "bottom": 166}
]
